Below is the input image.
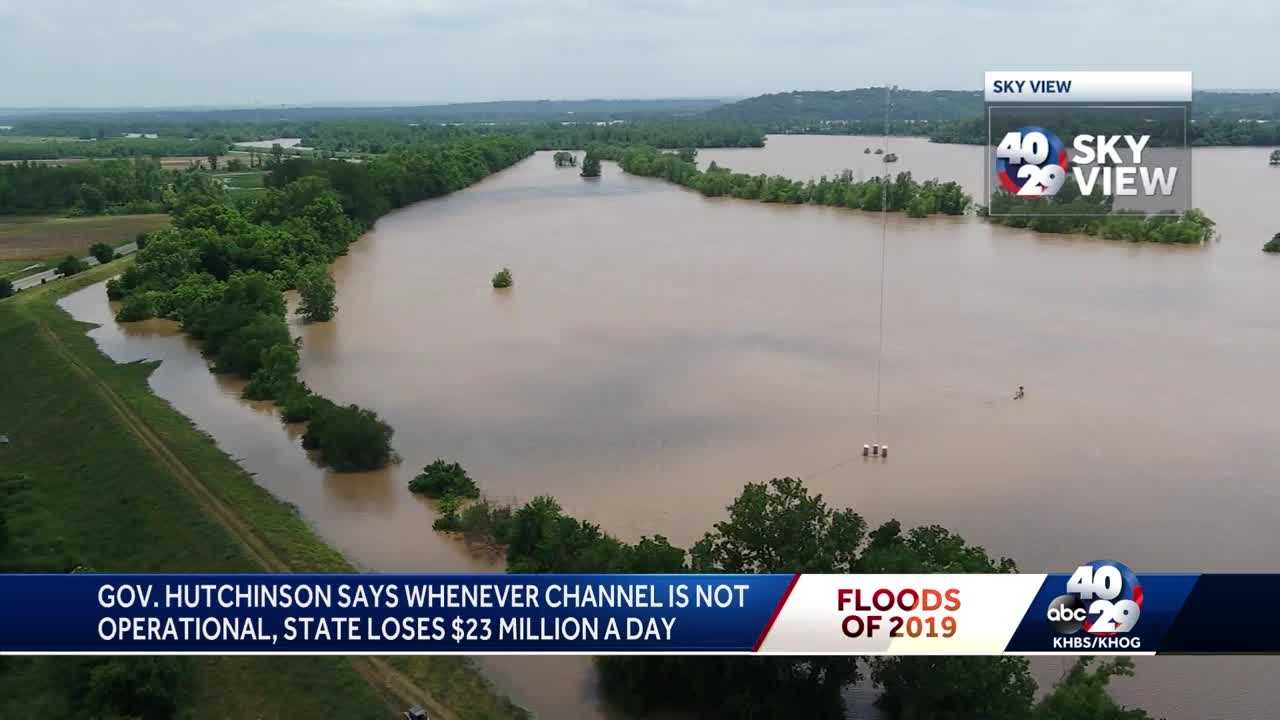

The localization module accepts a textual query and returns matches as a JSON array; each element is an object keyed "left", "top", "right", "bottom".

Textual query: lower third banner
[{"left": 0, "top": 564, "right": 1276, "bottom": 654}]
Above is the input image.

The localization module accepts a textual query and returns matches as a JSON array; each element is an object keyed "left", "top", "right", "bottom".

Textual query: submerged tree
[
  {"left": 580, "top": 153, "right": 602, "bottom": 178},
  {"left": 491, "top": 267, "right": 513, "bottom": 289},
  {"left": 553, "top": 151, "right": 577, "bottom": 168},
  {"left": 302, "top": 402, "right": 394, "bottom": 471},
  {"left": 296, "top": 263, "right": 337, "bottom": 321},
  {"left": 1265, "top": 232, "right": 1280, "bottom": 253},
  {"left": 409, "top": 459, "right": 479, "bottom": 498}
]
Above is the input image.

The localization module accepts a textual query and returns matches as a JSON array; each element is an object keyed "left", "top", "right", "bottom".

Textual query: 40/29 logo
[
  {"left": 995, "top": 126, "right": 1069, "bottom": 197},
  {"left": 1046, "top": 560, "right": 1143, "bottom": 635}
]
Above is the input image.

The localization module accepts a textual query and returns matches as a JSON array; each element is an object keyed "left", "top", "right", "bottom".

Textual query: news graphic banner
[
  {"left": 984, "top": 70, "right": 1192, "bottom": 216},
  {"left": 2, "top": 562, "right": 1279, "bottom": 655}
]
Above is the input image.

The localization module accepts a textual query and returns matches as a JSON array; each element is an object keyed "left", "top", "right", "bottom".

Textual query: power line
[{"left": 873, "top": 85, "right": 892, "bottom": 442}]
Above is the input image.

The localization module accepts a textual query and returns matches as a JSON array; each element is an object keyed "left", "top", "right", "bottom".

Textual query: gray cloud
[{"left": 0, "top": 0, "right": 1276, "bottom": 107}]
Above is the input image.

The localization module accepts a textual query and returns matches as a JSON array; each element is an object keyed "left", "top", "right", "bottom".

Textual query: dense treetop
[{"left": 0, "top": 158, "right": 167, "bottom": 214}]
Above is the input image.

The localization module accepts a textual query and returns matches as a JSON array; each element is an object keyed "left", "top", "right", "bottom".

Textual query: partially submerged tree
[
  {"left": 409, "top": 460, "right": 478, "bottom": 498},
  {"left": 296, "top": 263, "right": 337, "bottom": 321},
  {"left": 302, "top": 402, "right": 394, "bottom": 472},
  {"left": 491, "top": 267, "right": 513, "bottom": 289}
]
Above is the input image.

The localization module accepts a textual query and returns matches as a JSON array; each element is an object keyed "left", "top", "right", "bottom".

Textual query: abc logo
[{"left": 1045, "top": 594, "right": 1085, "bottom": 635}]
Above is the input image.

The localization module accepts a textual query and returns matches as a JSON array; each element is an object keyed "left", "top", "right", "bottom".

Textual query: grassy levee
[{"left": 0, "top": 261, "right": 527, "bottom": 720}]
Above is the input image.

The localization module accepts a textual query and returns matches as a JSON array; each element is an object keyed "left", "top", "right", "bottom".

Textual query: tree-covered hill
[
  {"left": 708, "top": 87, "right": 1280, "bottom": 127},
  {"left": 706, "top": 88, "right": 983, "bottom": 125},
  {"left": 706, "top": 87, "right": 1280, "bottom": 145}
]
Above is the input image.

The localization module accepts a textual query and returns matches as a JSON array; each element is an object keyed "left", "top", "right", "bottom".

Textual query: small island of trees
[
  {"left": 491, "top": 267, "right": 513, "bottom": 288},
  {"left": 580, "top": 153, "right": 602, "bottom": 178},
  {"left": 409, "top": 459, "right": 479, "bottom": 499},
  {"left": 553, "top": 151, "right": 577, "bottom": 168},
  {"left": 1264, "top": 232, "right": 1280, "bottom": 253}
]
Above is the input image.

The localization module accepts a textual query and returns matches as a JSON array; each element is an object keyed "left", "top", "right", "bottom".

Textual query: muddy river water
[{"left": 61, "top": 135, "right": 1280, "bottom": 718}]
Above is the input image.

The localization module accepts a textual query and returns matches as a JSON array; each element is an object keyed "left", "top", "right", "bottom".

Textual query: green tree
[
  {"left": 491, "top": 267, "right": 513, "bottom": 289},
  {"left": 78, "top": 183, "right": 106, "bottom": 214},
  {"left": 243, "top": 343, "right": 301, "bottom": 400},
  {"left": 690, "top": 477, "right": 866, "bottom": 573},
  {"left": 116, "top": 292, "right": 159, "bottom": 322},
  {"left": 409, "top": 460, "right": 479, "bottom": 498},
  {"left": 214, "top": 313, "right": 292, "bottom": 378},
  {"left": 0, "top": 278, "right": 13, "bottom": 299},
  {"left": 580, "top": 154, "right": 602, "bottom": 178},
  {"left": 86, "top": 657, "right": 181, "bottom": 720},
  {"left": 1033, "top": 658, "right": 1151, "bottom": 720},
  {"left": 89, "top": 242, "right": 115, "bottom": 265},
  {"left": 57, "top": 255, "right": 86, "bottom": 277},
  {"left": 1264, "top": 232, "right": 1280, "bottom": 253},
  {"left": 297, "top": 263, "right": 337, "bottom": 321},
  {"left": 301, "top": 403, "right": 395, "bottom": 472}
]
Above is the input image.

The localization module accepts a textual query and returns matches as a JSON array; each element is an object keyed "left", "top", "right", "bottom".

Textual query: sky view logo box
[{"left": 984, "top": 71, "right": 1193, "bottom": 216}]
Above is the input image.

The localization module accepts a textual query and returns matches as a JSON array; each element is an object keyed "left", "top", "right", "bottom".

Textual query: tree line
[
  {"left": 588, "top": 143, "right": 1219, "bottom": 241},
  {"left": 427, "top": 473, "right": 1155, "bottom": 720},
  {"left": 588, "top": 144, "right": 970, "bottom": 217},
  {"left": 983, "top": 183, "right": 1217, "bottom": 244},
  {"left": 2, "top": 119, "right": 765, "bottom": 159},
  {"left": 0, "top": 137, "right": 227, "bottom": 161},
  {"left": 0, "top": 158, "right": 168, "bottom": 215},
  {"left": 107, "top": 135, "right": 535, "bottom": 471}
]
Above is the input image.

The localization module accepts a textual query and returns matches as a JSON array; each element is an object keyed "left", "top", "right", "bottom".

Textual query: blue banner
[{"left": 0, "top": 574, "right": 795, "bottom": 653}]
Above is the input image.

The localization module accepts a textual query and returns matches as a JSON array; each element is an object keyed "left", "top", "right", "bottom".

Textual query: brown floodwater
[{"left": 61, "top": 134, "right": 1280, "bottom": 719}]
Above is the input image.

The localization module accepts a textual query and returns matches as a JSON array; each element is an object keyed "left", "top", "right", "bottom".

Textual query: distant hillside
[
  {"left": 0, "top": 98, "right": 731, "bottom": 126},
  {"left": 706, "top": 89, "right": 982, "bottom": 125},
  {"left": 1191, "top": 91, "right": 1280, "bottom": 119},
  {"left": 708, "top": 88, "right": 1280, "bottom": 126}
]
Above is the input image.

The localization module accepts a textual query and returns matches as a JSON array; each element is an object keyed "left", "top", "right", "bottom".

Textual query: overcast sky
[{"left": 1, "top": 0, "right": 1276, "bottom": 108}]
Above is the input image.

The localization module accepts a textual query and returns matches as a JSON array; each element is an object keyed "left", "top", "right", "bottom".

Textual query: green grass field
[
  {"left": 216, "top": 170, "right": 267, "bottom": 189},
  {"left": 0, "top": 258, "right": 48, "bottom": 279},
  {"left": 0, "top": 261, "right": 527, "bottom": 720},
  {"left": 0, "top": 213, "right": 169, "bottom": 263}
]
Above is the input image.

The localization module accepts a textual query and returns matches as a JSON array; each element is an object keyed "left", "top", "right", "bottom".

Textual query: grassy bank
[{"left": 0, "top": 261, "right": 526, "bottom": 719}]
